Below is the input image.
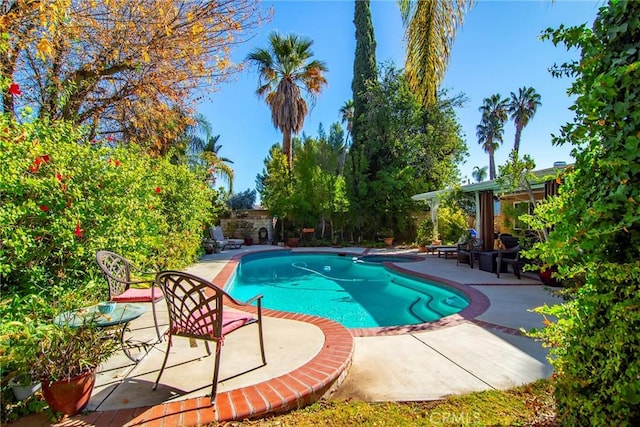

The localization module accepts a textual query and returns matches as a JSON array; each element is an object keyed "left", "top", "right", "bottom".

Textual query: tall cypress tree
[
  {"left": 347, "top": 0, "right": 378, "bottom": 237},
  {"left": 351, "top": 0, "right": 377, "bottom": 151}
]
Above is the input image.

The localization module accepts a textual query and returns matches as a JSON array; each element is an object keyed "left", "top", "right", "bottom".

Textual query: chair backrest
[
  {"left": 499, "top": 234, "right": 519, "bottom": 249},
  {"left": 500, "top": 245, "right": 521, "bottom": 260},
  {"left": 155, "top": 271, "right": 225, "bottom": 341},
  {"left": 210, "top": 226, "right": 226, "bottom": 241},
  {"left": 96, "top": 250, "right": 133, "bottom": 299}
]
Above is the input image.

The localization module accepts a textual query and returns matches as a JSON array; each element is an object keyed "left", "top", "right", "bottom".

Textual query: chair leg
[
  {"left": 257, "top": 318, "right": 266, "bottom": 366},
  {"left": 205, "top": 341, "right": 212, "bottom": 356},
  {"left": 152, "top": 301, "right": 162, "bottom": 343},
  {"left": 153, "top": 335, "right": 173, "bottom": 391},
  {"left": 210, "top": 340, "right": 223, "bottom": 404},
  {"left": 496, "top": 258, "right": 502, "bottom": 278}
]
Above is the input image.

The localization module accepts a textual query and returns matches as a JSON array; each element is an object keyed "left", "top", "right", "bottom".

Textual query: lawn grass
[{"left": 226, "top": 379, "right": 556, "bottom": 426}]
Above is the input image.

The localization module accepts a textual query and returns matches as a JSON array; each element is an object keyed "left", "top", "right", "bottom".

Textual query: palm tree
[
  {"left": 247, "top": 32, "right": 328, "bottom": 168},
  {"left": 472, "top": 165, "right": 488, "bottom": 182},
  {"left": 201, "top": 135, "right": 234, "bottom": 193},
  {"left": 338, "top": 99, "right": 354, "bottom": 171},
  {"left": 399, "top": 0, "right": 474, "bottom": 106},
  {"left": 181, "top": 114, "right": 234, "bottom": 191},
  {"left": 507, "top": 86, "right": 541, "bottom": 153},
  {"left": 477, "top": 94, "right": 508, "bottom": 179}
]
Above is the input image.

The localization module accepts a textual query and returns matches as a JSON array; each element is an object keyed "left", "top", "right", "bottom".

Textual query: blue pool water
[{"left": 227, "top": 252, "right": 469, "bottom": 328}]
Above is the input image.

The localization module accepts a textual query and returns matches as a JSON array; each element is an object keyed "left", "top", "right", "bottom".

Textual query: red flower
[
  {"left": 56, "top": 172, "right": 63, "bottom": 181},
  {"left": 8, "top": 83, "right": 21, "bottom": 96},
  {"left": 74, "top": 222, "right": 84, "bottom": 238},
  {"left": 108, "top": 158, "right": 121, "bottom": 166},
  {"left": 40, "top": 155, "right": 50, "bottom": 163},
  {"left": 39, "top": 205, "right": 49, "bottom": 212},
  {"left": 155, "top": 187, "right": 161, "bottom": 194},
  {"left": 107, "top": 135, "right": 114, "bottom": 141}
]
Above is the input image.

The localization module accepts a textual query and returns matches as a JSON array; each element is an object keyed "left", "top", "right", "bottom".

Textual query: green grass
[{"left": 225, "top": 380, "right": 556, "bottom": 426}]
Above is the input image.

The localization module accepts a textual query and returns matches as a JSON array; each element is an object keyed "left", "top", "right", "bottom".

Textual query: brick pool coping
[{"left": 59, "top": 308, "right": 354, "bottom": 426}]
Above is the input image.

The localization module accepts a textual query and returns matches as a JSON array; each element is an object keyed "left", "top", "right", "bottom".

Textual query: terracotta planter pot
[
  {"left": 418, "top": 245, "right": 427, "bottom": 253},
  {"left": 287, "top": 237, "right": 299, "bottom": 247},
  {"left": 539, "top": 266, "right": 559, "bottom": 286},
  {"left": 384, "top": 237, "right": 394, "bottom": 247},
  {"left": 42, "top": 369, "right": 96, "bottom": 415},
  {"left": 244, "top": 237, "right": 253, "bottom": 246}
]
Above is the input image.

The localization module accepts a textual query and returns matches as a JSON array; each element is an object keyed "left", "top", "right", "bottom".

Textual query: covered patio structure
[{"left": 411, "top": 165, "right": 566, "bottom": 251}]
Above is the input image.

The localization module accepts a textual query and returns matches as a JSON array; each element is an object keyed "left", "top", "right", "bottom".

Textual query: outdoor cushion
[
  {"left": 175, "top": 310, "right": 254, "bottom": 337},
  {"left": 112, "top": 287, "right": 164, "bottom": 303}
]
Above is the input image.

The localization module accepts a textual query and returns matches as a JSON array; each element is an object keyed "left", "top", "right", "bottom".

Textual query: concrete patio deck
[{"left": 16, "top": 245, "right": 561, "bottom": 426}]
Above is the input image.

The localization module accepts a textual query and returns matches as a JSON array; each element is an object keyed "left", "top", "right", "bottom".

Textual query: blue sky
[{"left": 199, "top": 0, "right": 601, "bottom": 197}]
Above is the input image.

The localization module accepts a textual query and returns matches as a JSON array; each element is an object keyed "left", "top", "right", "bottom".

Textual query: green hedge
[{"left": 0, "top": 114, "right": 218, "bottom": 300}]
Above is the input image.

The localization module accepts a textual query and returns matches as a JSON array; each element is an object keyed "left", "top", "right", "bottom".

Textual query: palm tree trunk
[
  {"left": 489, "top": 152, "right": 496, "bottom": 180},
  {"left": 514, "top": 125, "right": 522, "bottom": 153},
  {"left": 283, "top": 130, "right": 293, "bottom": 168}
]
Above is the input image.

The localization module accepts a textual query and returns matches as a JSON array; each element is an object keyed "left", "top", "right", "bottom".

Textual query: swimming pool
[{"left": 227, "top": 251, "right": 469, "bottom": 328}]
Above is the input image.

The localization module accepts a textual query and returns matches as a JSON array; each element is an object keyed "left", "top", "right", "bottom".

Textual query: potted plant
[
  {"left": 0, "top": 321, "right": 45, "bottom": 401},
  {"left": 203, "top": 238, "right": 216, "bottom": 254},
  {"left": 380, "top": 228, "right": 394, "bottom": 247},
  {"left": 416, "top": 219, "right": 434, "bottom": 252},
  {"left": 31, "top": 322, "right": 117, "bottom": 416},
  {"left": 242, "top": 226, "right": 255, "bottom": 246}
]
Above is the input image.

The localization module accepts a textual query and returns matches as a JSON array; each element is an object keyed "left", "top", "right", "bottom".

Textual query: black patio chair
[
  {"left": 496, "top": 245, "right": 522, "bottom": 279},
  {"left": 457, "top": 238, "right": 483, "bottom": 268}
]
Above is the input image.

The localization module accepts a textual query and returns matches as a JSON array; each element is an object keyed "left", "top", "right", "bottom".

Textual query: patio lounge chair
[
  {"left": 210, "top": 225, "right": 244, "bottom": 250},
  {"left": 96, "top": 250, "right": 164, "bottom": 343},
  {"left": 153, "top": 270, "right": 266, "bottom": 403},
  {"left": 496, "top": 245, "right": 522, "bottom": 279}
]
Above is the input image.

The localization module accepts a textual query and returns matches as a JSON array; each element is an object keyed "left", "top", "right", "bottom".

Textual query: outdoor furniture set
[
  {"left": 88, "top": 251, "right": 267, "bottom": 402},
  {"left": 430, "top": 234, "right": 523, "bottom": 279}
]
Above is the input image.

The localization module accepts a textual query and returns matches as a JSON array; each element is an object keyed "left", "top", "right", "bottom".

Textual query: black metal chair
[
  {"left": 153, "top": 270, "right": 266, "bottom": 403},
  {"left": 96, "top": 250, "right": 164, "bottom": 342},
  {"left": 496, "top": 245, "right": 522, "bottom": 279}
]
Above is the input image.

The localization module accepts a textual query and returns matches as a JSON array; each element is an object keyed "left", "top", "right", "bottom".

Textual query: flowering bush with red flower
[{"left": 0, "top": 113, "right": 221, "bottom": 298}]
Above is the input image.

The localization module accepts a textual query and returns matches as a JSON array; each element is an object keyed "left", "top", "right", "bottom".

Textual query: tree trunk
[
  {"left": 514, "top": 125, "right": 522, "bottom": 153},
  {"left": 282, "top": 130, "right": 293, "bottom": 168},
  {"left": 489, "top": 153, "right": 496, "bottom": 180}
]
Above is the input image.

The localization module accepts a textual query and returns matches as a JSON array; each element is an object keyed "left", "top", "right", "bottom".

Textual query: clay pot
[
  {"left": 42, "top": 369, "right": 96, "bottom": 415},
  {"left": 287, "top": 237, "right": 299, "bottom": 247},
  {"left": 384, "top": 237, "right": 394, "bottom": 247},
  {"left": 538, "top": 266, "right": 559, "bottom": 286}
]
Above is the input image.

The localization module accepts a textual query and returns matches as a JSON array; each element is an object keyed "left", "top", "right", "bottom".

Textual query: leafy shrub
[
  {"left": 437, "top": 205, "right": 467, "bottom": 244},
  {"left": 415, "top": 218, "right": 434, "bottom": 245},
  {"left": 0, "top": 114, "right": 217, "bottom": 298},
  {"left": 527, "top": 1, "right": 640, "bottom": 424}
]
